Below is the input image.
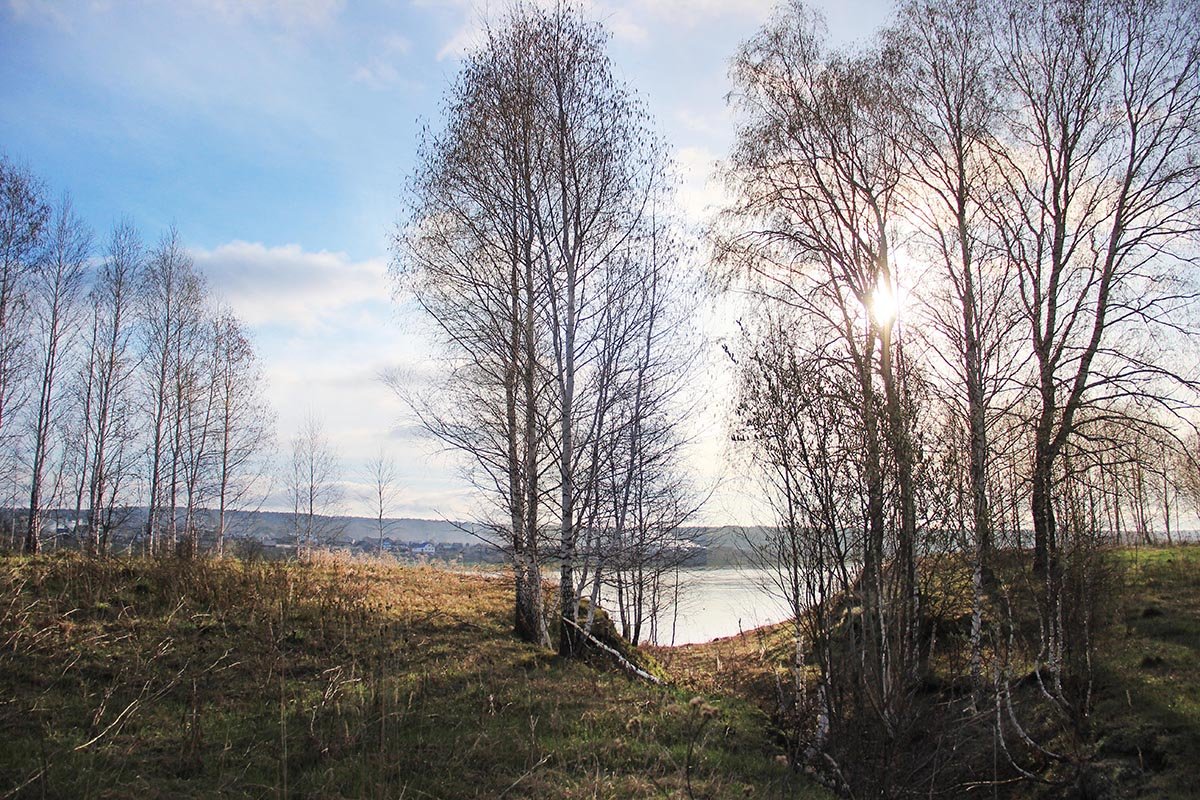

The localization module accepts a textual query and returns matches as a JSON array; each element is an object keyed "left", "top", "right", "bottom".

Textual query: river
[{"left": 599, "top": 567, "right": 795, "bottom": 646}]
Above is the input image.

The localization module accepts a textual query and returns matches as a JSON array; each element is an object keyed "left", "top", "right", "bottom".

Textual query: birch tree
[
  {"left": 79, "top": 223, "right": 143, "bottom": 555},
  {"left": 211, "top": 310, "right": 272, "bottom": 556},
  {"left": 0, "top": 158, "right": 49, "bottom": 503},
  {"left": 890, "top": 0, "right": 1022, "bottom": 695},
  {"left": 366, "top": 449, "right": 400, "bottom": 556},
  {"left": 398, "top": 8, "right": 555, "bottom": 645},
  {"left": 994, "top": 0, "right": 1200, "bottom": 578},
  {"left": 25, "top": 197, "right": 90, "bottom": 553},
  {"left": 526, "top": 7, "right": 672, "bottom": 657},
  {"left": 719, "top": 4, "right": 924, "bottom": 750},
  {"left": 399, "top": 5, "right": 681, "bottom": 655},
  {"left": 140, "top": 228, "right": 203, "bottom": 555},
  {"left": 289, "top": 413, "right": 344, "bottom": 549}
]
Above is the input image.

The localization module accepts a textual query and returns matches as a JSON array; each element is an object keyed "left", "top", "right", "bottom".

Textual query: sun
[{"left": 870, "top": 274, "right": 901, "bottom": 326}]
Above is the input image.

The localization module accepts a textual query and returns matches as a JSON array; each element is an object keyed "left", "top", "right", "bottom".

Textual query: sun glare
[{"left": 870, "top": 275, "right": 900, "bottom": 326}]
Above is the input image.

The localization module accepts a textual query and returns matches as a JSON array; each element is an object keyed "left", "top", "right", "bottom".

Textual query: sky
[{"left": 0, "top": 0, "right": 891, "bottom": 524}]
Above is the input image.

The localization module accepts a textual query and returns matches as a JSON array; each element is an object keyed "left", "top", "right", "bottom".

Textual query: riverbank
[
  {"left": 3, "top": 547, "right": 1192, "bottom": 797},
  {"left": 657, "top": 545, "right": 1200, "bottom": 798}
]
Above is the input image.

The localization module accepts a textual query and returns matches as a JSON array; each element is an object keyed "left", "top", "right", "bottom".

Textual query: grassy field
[
  {"left": 2, "top": 546, "right": 1194, "bottom": 799},
  {"left": 0, "top": 551, "right": 828, "bottom": 799}
]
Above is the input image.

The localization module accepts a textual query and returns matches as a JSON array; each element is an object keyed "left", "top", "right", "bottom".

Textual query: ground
[
  {"left": 0, "top": 551, "right": 828, "bottom": 799},
  {"left": 658, "top": 545, "right": 1200, "bottom": 799},
  {"left": 1088, "top": 545, "right": 1200, "bottom": 798},
  {"left": 2, "top": 546, "right": 1196, "bottom": 798}
]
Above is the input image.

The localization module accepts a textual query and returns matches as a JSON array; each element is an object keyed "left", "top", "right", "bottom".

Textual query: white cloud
[
  {"left": 600, "top": 6, "right": 648, "bottom": 43},
  {"left": 190, "top": 0, "right": 345, "bottom": 28},
  {"left": 352, "top": 32, "right": 415, "bottom": 88},
  {"left": 382, "top": 32, "right": 412, "bottom": 54},
  {"left": 428, "top": 0, "right": 651, "bottom": 61},
  {"left": 192, "top": 241, "right": 389, "bottom": 329},
  {"left": 7, "top": 0, "right": 346, "bottom": 29},
  {"left": 187, "top": 240, "right": 471, "bottom": 518},
  {"left": 674, "top": 145, "right": 727, "bottom": 224},
  {"left": 352, "top": 61, "right": 402, "bottom": 88},
  {"left": 5, "top": 0, "right": 72, "bottom": 27},
  {"left": 435, "top": 21, "right": 483, "bottom": 61},
  {"left": 674, "top": 107, "right": 732, "bottom": 139},
  {"left": 627, "top": 0, "right": 773, "bottom": 21}
]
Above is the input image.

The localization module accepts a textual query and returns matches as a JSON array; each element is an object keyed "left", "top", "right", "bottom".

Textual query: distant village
[
  {"left": 0, "top": 511, "right": 508, "bottom": 563},
  {"left": 1, "top": 508, "right": 729, "bottom": 566}
]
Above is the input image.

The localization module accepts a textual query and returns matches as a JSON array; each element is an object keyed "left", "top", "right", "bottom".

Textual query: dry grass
[
  {"left": 1088, "top": 545, "right": 1200, "bottom": 798},
  {"left": 0, "top": 550, "right": 829, "bottom": 799},
  {"left": 649, "top": 622, "right": 798, "bottom": 713}
]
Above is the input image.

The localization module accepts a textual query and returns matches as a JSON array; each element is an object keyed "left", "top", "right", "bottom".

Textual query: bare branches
[
  {"left": 718, "top": 0, "right": 1200, "bottom": 792},
  {"left": 365, "top": 449, "right": 400, "bottom": 557},
  {"left": 288, "top": 413, "right": 344, "bottom": 550},
  {"left": 25, "top": 196, "right": 90, "bottom": 553},
  {"left": 395, "top": 4, "right": 697, "bottom": 653}
]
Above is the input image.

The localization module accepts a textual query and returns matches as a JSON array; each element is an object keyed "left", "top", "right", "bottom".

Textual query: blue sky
[{"left": 0, "top": 0, "right": 890, "bottom": 522}]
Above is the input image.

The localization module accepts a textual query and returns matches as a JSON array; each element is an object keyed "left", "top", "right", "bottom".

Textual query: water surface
[{"left": 608, "top": 567, "right": 794, "bottom": 646}]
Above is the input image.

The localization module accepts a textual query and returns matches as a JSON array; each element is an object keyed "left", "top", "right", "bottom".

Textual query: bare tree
[
  {"left": 715, "top": 0, "right": 1200, "bottom": 790},
  {"left": 523, "top": 7, "right": 674, "bottom": 657},
  {"left": 890, "top": 0, "right": 1025, "bottom": 695},
  {"left": 139, "top": 228, "right": 204, "bottom": 555},
  {"left": 398, "top": 4, "right": 680, "bottom": 655},
  {"left": 718, "top": 7, "right": 927, "bottom": 768},
  {"left": 25, "top": 196, "right": 90, "bottom": 553},
  {"left": 970, "top": 7, "right": 1200, "bottom": 759},
  {"left": 0, "top": 157, "right": 49, "bottom": 511},
  {"left": 582, "top": 212, "right": 705, "bottom": 646},
  {"left": 993, "top": 0, "right": 1200, "bottom": 578},
  {"left": 211, "top": 310, "right": 273, "bottom": 557},
  {"left": 76, "top": 221, "right": 144, "bottom": 555},
  {"left": 365, "top": 448, "right": 400, "bottom": 556},
  {"left": 397, "top": 10, "right": 554, "bottom": 643},
  {"left": 288, "top": 413, "right": 344, "bottom": 550},
  {"left": 730, "top": 310, "right": 866, "bottom": 755},
  {"left": 176, "top": 308, "right": 219, "bottom": 558}
]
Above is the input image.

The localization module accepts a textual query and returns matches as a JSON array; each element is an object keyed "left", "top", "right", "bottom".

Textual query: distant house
[{"left": 412, "top": 541, "right": 436, "bottom": 557}]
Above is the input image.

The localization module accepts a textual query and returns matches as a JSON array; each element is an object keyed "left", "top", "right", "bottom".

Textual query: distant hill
[
  {"left": 1, "top": 507, "right": 485, "bottom": 546},
  {"left": 190, "top": 510, "right": 487, "bottom": 545},
  {"left": 8, "top": 506, "right": 771, "bottom": 554},
  {"left": 226, "top": 514, "right": 766, "bottom": 549}
]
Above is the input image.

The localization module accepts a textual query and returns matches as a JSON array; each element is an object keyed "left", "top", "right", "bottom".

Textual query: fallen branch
[
  {"left": 75, "top": 696, "right": 142, "bottom": 751},
  {"left": 562, "top": 617, "right": 663, "bottom": 685}
]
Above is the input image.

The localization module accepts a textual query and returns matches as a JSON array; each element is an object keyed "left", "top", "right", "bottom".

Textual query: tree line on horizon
[{"left": 401, "top": 0, "right": 1200, "bottom": 792}]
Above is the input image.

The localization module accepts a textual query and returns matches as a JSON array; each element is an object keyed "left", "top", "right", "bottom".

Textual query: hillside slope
[
  {"left": 656, "top": 546, "right": 1200, "bottom": 799},
  {"left": 0, "top": 553, "right": 827, "bottom": 799}
]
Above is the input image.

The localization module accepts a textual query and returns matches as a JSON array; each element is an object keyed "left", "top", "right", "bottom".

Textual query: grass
[
  {"left": 660, "top": 545, "right": 1200, "bottom": 798},
  {"left": 649, "top": 622, "right": 797, "bottom": 716},
  {"left": 1088, "top": 545, "right": 1200, "bottom": 798},
  {"left": 0, "top": 551, "right": 829, "bottom": 799}
]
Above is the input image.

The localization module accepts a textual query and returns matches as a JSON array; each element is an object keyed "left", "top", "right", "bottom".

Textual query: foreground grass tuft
[{"left": 0, "top": 551, "right": 826, "bottom": 799}]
